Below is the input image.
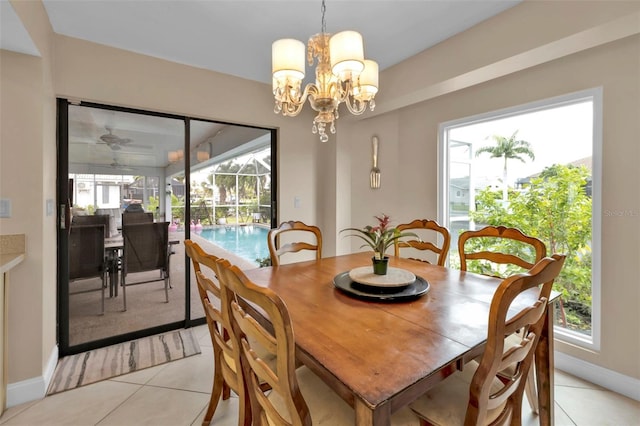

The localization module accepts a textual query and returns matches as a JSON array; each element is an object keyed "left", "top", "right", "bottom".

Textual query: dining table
[{"left": 242, "top": 251, "right": 559, "bottom": 426}]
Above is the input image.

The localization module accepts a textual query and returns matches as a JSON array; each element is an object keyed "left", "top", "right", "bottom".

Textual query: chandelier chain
[{"left": 321, "top": 0, "right": 326, "bottom": 33}]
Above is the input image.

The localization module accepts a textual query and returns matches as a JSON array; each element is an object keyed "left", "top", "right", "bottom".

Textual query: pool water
[{"left": 197, "top": 225, "right": 270, "bottom": 262}]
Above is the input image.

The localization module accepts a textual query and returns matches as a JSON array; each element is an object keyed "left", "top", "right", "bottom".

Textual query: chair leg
[
  {"left": 101, "top": 272, "right": 105, "bottom": 315},
  {"left": 202, "top": 350, "right": 225, "bottom": 426},
  {"left": 525, "top": 364, "right": 539, "bottom": 413},
  {"left": 164, "top": 274, "right": 169, "bottom": 303},
  {"left": 122, "top": 273, "right": 127, "bottom": 311}
]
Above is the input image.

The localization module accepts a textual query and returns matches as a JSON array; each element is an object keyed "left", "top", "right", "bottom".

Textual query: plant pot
[{"left": 372, "top": 256, "right": 389, "bottom": 275}]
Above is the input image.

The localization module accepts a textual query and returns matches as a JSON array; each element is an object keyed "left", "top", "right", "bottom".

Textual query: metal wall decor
[{"left": 370, "top": 135, "right": 381, "bottom": 189}]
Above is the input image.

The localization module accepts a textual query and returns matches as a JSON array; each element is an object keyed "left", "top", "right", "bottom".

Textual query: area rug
[{"left": 47, "top": 329, "right": 201, "bottom": 395}]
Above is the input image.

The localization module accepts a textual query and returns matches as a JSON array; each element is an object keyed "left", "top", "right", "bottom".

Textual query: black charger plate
[{"left": 333, "top": 271, "right": 430, "bottom": 302}]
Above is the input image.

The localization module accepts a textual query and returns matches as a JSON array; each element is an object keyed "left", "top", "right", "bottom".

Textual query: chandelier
[{"left": 271, "top": 0, "right": 378, "bottom": 142}]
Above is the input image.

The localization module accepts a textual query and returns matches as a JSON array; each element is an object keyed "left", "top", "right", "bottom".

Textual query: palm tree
[{"left": 475, "top": 130, "right": 535, "bottom": 201}]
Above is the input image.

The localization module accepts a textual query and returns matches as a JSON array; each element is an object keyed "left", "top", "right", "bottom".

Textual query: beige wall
[
  {"left": 1, "top": 0, "right": 638, "bottom": 404},
  {"left": 339, "top": 3, "right": 639, "bottom": 379},
  {"left": 1, "top": 0, "right": 57, "bottom": 387}
]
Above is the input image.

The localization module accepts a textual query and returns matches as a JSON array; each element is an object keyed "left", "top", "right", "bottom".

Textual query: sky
[{"left": 449, "top": 100, "right": 593, "bottom": 185}]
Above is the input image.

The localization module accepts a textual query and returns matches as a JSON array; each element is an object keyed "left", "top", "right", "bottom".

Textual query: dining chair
[
  {"left": 120, "top": 222, "right": 170, "bottom": 311},
  {"left": 218, "top": 261, "right": 420, "bottom": 426},
  {"left": 394, "top": 219, "right": 451, "bottom": 266},
  {"left": 267, "top": 220, "right": 323, "bottom": 267},
  {"left": 409, "top": 254, "right": 566, "bottom": 425},
  {"left": 69, "top": 224, "right": 107, "bottom": 315},
  {"left": 71, "top": 214, "right": 111, "bottom": 238},
  {"left": 184, "top": 240, "right": 248, "bottom": 425},
  {"left": 185, "top": 240, "right": 274, "bottom": 425},
  {"left": 458, "top": 225, "right": 547, "bottom": 413},
  {"left": 121, "top": 211, "right": 154, "bottom": 226},
  {"left": 458, "top": 225, "right": 547, "bottom": 278}
]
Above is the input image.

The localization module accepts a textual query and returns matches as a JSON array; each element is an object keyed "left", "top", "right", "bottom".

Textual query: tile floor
[{"left": 1, "top": 325, "right": 638, "bottom": 426}]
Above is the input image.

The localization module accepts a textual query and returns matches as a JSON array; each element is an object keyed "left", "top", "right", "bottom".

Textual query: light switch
[
  {"left": 0, "top": 199, "right": 11, "bottom": 218},
  {"left": 46, "top": 199, "right": 54, "bottom": 216},
  {"left": 294, "top": 196, "right": 301, "bottom": 208}
]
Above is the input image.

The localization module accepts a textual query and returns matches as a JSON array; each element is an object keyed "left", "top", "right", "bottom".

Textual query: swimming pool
[{"left": 197, "top": 225, "right": 270, "bottom": 262}]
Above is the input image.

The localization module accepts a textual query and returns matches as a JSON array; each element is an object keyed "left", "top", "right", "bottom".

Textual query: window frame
[{"left": 437, "top": 87, "right": 602, "bottom": 351}]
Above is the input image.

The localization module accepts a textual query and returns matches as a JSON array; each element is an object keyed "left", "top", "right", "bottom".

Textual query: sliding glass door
[{"left": 57, "top": 100, "right": 275, "bottom": 356}]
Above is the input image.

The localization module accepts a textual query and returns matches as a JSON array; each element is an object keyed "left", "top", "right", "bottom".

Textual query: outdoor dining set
[{"left": 68, "top": 211, "right": 178, "bottom": 313}]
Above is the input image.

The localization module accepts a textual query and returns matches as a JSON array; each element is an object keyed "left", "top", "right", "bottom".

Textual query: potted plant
[{"left": 341, "top": 214, "right": 418, "bottom": 275}]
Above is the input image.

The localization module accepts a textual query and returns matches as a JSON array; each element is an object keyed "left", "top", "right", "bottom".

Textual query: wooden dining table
[{"left": 243, "top": 251, "right": 558, "bottom": 426}]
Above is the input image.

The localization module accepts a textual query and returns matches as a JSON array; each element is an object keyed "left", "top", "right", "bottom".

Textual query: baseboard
[
  {"left": 6, "top": 345, "right": 58, "bottom": 408},
  {"left": 555, "top": 351, "right": 640, "bottom": 401}
]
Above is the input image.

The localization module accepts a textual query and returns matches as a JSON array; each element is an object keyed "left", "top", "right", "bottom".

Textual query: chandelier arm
[
  {"left": 343, "top": 97, "right": 368, "bottom": 115},
  {"left": 279, "top": 83, "right": 318, "bottom": 117}
]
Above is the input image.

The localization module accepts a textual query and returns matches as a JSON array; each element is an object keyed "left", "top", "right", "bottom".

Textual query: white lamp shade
[
  {"left": 354, "top": 59, "right": 379, "bottom": 100},
  {"left": 330, "top": 31, "right": 364, "bottom": 79},
  {"left": 272, "top": 38, "right": 306, "bottom": 81}
]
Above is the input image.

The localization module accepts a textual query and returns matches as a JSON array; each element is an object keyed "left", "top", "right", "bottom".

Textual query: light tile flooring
[{"left": 1, "top": 325, "right": 638, "bottom": 425}]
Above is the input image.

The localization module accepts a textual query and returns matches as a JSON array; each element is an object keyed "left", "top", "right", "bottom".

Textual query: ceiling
[
  {"left": 2, "top": 0, "right": 522, "bottom": 175},
  {"left": 3, "top": 0, "right": 522, "bottom": 84}
]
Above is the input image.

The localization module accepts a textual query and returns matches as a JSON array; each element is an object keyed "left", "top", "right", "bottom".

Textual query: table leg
[
  {"left": 535, "top": 302, "right": 556, "bottom": 426},
  {"left": 355, "top": 398, "right": 389, "bottom": 426}
]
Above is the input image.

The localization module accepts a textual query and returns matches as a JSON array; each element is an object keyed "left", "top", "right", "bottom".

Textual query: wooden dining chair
[
  {"left": 458, "top": 225, "right": 548, "bottom": 413},
  {"left": 394, "top": 219, "right": 451, "bottom": 266},
  {"left": 218, "top": 261, "right": 420, "bottom": 426},
  {"left": 458, "top": 225, "right": 547, "bottom": 278},
  {"left": 267, "top": 220, "right": 323, "bottom": 267},
  {"left": 184, "top": 240, "right": 247, "bottom": 425},
  {"left": 410, "top": 254, "right": 566, "bottom": 425},
  {"left": 185, "top": 240, "right": 274, "bottom": 425}
]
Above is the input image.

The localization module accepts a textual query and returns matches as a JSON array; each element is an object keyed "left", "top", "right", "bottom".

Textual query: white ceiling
[
  {"left": 3, "top": 0, "right": 522, "bottom": 84},
  {"left": 2, "top": 0, "right": 522, "bottom": 174}
]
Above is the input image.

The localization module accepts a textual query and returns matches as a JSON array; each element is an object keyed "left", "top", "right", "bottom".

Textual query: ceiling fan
[
  {"left": 99, "top": 126, "right": 133, "bottom": 150},
  {"left": 109, "top": 156, "right": 134, "bottom": 171}
]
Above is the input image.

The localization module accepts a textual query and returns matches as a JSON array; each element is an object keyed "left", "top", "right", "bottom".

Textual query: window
[{"left": 439, "top": 88, "right": 602, "bottom": 350}]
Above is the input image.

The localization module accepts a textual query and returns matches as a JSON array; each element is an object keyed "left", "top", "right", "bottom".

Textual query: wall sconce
[{"left": 197, "top": 150, "right": 210, "bottom": 162}]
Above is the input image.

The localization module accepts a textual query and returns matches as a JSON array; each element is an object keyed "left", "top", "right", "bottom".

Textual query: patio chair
[
  {"left": 410, "top": 254, "right": 566, "bottom": 425},
  {"left": 120, "top": 222, "right": 170, "bottom": 311},
  {"left": 218, "top": 261, "right": 419, "bottom": 426},
  {"left": 394, "top": 218, "right": 451, "bottom": 266},
  {"left": 71, "top": 214, "right": 111, "bottom": 238},
  {"left": 121, "top": 211, "right": 153, "bottom": 226},
  {"left": 267, "top": 220, "right": 322, "bottom": 266},
  {"left": 69, "top": 224, "right": 107, "bottom": 315}
]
